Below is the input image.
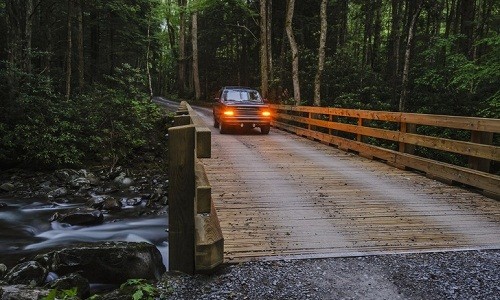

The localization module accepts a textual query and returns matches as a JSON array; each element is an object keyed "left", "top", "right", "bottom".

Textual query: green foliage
[
  {"left": 120, "top": 279, "right": 158, "bottom": 300},
  {"left": 0, "top": 63, "right": 164, "bottom": 169},
  {"left": 42, "top": 287, "right": 78, "bottom": 300}
]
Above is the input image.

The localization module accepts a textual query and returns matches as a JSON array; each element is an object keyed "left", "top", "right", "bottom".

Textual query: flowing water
[{"left": 0, "top": 197, "right": 169, "bottom": 268}]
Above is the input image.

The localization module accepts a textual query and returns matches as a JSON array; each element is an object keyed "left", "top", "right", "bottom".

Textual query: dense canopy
[{"left": 1, "top": 0, "right": 499, "bottom": 167}]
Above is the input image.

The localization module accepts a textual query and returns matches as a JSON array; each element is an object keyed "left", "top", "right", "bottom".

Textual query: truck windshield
[{"left": 224, "top": 90, "right": 262, "bottom": 103}]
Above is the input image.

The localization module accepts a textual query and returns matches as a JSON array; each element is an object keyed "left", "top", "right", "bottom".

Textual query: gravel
[{"left": 158, "top": 250, "right": 500, "bottom": 300}]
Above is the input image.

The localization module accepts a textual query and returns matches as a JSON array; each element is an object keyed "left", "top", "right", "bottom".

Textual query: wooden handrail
[
  {"left": 270, "top": 104, "right": 500, "bottom": 198},
  {"left": 168, "top": 101, "right": 223, "bottom": 274}
]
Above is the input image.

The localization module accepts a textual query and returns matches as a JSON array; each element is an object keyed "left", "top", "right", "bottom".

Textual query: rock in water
[
  {"left": 0, "top": 285, "right": 50, "bottom": 300},
  {"left": 46, "top": 273, "right": 90, "bottom": 299},
  {"left": 0, "top": 182, "right": 15, "bottom": 192},
  {"left": 35, "top": 242, "right": 165, "bottom": 284},
  {"left": 50, "top": 208, "right": 104, "bottom": 225},
  {"left": 5, "top": 261, "right": 48, "bottom": 286}
]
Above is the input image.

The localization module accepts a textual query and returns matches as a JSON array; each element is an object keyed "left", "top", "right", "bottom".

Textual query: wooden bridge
[{"left": 167, "top": 101, "right": 500, "bottom": 273}]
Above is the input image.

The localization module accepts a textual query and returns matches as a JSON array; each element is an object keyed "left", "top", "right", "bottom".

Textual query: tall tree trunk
[
  {"left": 267, "top": 0, "right": 273, "bottom": 84},
  {"left": 313, "top": 0, "right": 327, "bottom": 106},
  {"left": 399, "top": 0, "right": 423, "bottom": 112},
  {"left": 65, "top": 0, "right": 73, "bottom": 100},
  {"left": 285, "top": 0, "right": 300, "bottom": 105},
  {"left": 90, "top": 8, "right": 99, "bottom": 83},
  {"left": 387, "top": 0, "right": 402, "bottom": 106},
  {"left": 24, "top": 0, "right": 33, "bottom": 74},
  {"left": 372, "top": 0, "right": 382, "bottom": 71},
  {"left": 178, "top": 0, "right": 187, "bottom": 97},
  {"left": 76, "top": 0, "right": 84, "bottom": 92},
  {"left": 192, "top": 12, "right": 200, "bottom": 101},
  {"left": 260, "top": 0, "right": 269, "bottom": 98},
  {"left": 146, "top": 22, "right": 154, "bottom": 100},
  {"left": 460, "top": 0, "right": 475, "bottom": 59}
]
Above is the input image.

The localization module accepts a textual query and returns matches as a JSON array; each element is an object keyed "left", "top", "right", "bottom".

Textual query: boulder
[
  {"left": 70, "top": 177, "right": 91, "bottom": 188},
  {"left": 54, "top": 169, "right": 79, "bottom": 182},
  {"left": 87, "top": 195, "right": 121, "bottom": 211},
  {"left": 0, "top": 263, "right": 7, "bottom": 278},
  {"left": 114, "top": 173, "right": 134, "bottom": 187},
  {"left": 4, "top": 261, "right": 48, "bottom": 286},
  {"left": 0, "top": 183, "right": 15, "bottom": 192},
  {"left": 0, "top": 285, "right": 51, "bottom": 300},
  {"left": 50, "top": 208, "right": 104, "bottom": 226},
  {"left": 123, "top": 197, "right": 143, "bottom": 207},
  {"left": 47, "top": 187, "right": 68, "bottom": 199},
  {"left": 35, "top": 242, "right": 165, "bottom": 284},
  {"left": 46, "top": 273, "right": 90, "bottom": 299}
]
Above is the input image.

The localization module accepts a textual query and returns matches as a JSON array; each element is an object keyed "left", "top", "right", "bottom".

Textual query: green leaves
[{"left": 121, "top": 279, "right": 158, "bottom": 300}]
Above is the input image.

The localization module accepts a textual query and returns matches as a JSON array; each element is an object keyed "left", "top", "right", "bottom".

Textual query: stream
[{"left": 0, "top": 196, "right": 169, "bottom": 268}]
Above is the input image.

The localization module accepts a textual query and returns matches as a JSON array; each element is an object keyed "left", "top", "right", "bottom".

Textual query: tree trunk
[
  {"left": 399, "top": 0, "right": 423, "bottom": 112},
  {"left": 267, "top": 0, "right": 273, "bottom": 84},
  {"left": 285, "top": 0, "right": 300, "bottom": 105},
  {"left": 192, "top": 12, "right": 201, "bottom": 101},
  {"left": 387, "top": 0, "right": 402, "bottom": 106},
  {"left": 76, "top": 0, "right": 84, "bottom": 92},
  {"left": 24, "top": 0, "right": 33, "bottom": 74},
  {"left": 178, "top": 0, "right": 187, "bottom": 97},
  {"left": 260, "top": 0, "right": 269, "bottom": 98},
  {"left": 313, "top": 0, "right": 327, "bottom": 107},
  {"left": 460, "top": 0, "right": 475, "bottom": 59},
  {"left": 372, "top": 0, "right": 382, "bottom": 71},
  {"left": 90, "top": 8, "right": 99, "bottom": 83},
  {"left": 65, "top": 0, "right": 73, "bottom": 100},
  {"left": 146, "top": 22, "right": 154, "bottom": 100}
]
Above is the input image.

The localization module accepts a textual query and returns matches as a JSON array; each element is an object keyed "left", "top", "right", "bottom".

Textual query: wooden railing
[
  {"left": 270, "top": 104, "right": 500, "bottom": 198},
  {"left": 168, "top": 101, "right": 223, "bottom": 274}
]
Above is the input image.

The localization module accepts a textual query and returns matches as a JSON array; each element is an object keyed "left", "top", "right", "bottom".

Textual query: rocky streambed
[{"left": 0, "top": 166, "right": 169, "bottom": 299}]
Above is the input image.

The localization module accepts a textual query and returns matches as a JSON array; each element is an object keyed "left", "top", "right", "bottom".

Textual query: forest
[{"left": 0, "top": 0, "right": 499, "bottom": 168}]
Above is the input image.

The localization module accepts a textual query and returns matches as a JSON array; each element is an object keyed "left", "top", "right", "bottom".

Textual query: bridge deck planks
[{"left": 200, "top": 124, "right": 500, "bottom": 263}]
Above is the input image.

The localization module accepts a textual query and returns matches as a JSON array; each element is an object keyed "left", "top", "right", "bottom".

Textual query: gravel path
[{"left": 158, "top": 250, "right": 500, "bottom": 300}]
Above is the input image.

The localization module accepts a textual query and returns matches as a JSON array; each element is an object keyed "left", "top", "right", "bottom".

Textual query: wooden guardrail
[
  {"left": 270, "top": 104, "right": 500, "bottom": 198},
  {"left": 168, "top": 101, "right": 223, "bottom": 274}
]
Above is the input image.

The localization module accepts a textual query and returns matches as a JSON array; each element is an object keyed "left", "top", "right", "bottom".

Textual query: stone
[
  {"left": 102, "top": 197, "right": 122, "bottom": 211},
  {"left": 114, "top": 173, "right": 133, "bottom": 187},
  {"left": 50, "top": 208, "right": 104, "bottom": 226},
  {"left": 54, "top": 169, "right": 79, "bottom": 182},
  {"left": 5, "top": 261, "right": 48, "bottom": 286},
  {"left": 124, "top": 197, "right": 143, "bottom": 207},
  {"left": 0, "top": 183, "right": 15, "bottom": 192},
  {"left": 46, "top": 273, "right": 90, "bottom": 299},
  {"left": 70, "top": 177, "right": 91, "bottom": 188},
  {"left": 0, "top": 285, "right": 51, "bottom": 300},
  {"left": 0, "top": 203, "right": 9, "bottom": 210},
  {"left": 47, "top": 187, "right": 68, "bottom": 199},
  {"left": 35, "top": 242, "right": 165, "bottom": 284},
  {"left": 0, "top": 263, "right": 7, "bottom": 278}
]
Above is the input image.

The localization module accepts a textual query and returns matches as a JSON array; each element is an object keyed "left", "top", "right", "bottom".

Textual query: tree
[
  {"left": 76, "top": 0, "right": 84, "bottom": 92},
  {"left": 313, "top": 0, "right": 327, "bottom": 106},
  {"left": 178, "top": 0, "right": 188, "bottom": 97},
  {"left": 399, "top": 0, "right": 423, "bottom": 112},
  {"left": 285, "top": 0, "right": 300, "bottom": 105},
  {"left": 260, "top": 0, "right": 269, "bottom": 98},
  {"left": 65, "top": 0, "right": 73, "bottom": 100},
  {"left": 192, "top": 11, "right": 201, "bottom": 101}
]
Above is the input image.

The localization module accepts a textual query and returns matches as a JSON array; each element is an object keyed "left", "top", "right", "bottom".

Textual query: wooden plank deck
[{"left": 195, "top": 109, "right": 500, "bottom": 263}]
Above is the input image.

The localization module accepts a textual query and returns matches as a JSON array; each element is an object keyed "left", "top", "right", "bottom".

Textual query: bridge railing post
[
  {"left": 168, "top": 124, "right": 196, "bottom": 275},
  {"left": 168, "top": 101, "right": 224, "bottom": 274},
  {"left": 468, "top": 130, "right": 493, "bottom": 173}
]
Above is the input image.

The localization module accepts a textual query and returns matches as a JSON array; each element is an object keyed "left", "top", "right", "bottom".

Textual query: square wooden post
[{"left": 168, "top": 124, "right": 196, "bottom": 274}]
